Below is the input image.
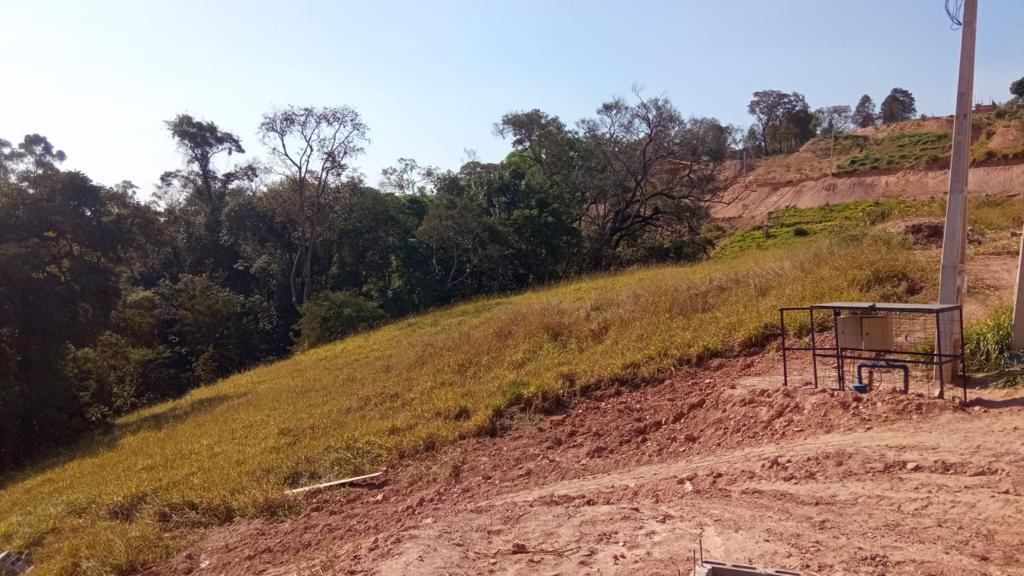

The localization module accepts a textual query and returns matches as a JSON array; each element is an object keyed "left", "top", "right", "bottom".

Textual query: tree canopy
[
  {"left": 747, "top": 90, "right": 815, "bottom": 155},
  {"left": 0, "top": 91, "right": 737, "bottom": 471},
  {"left": 852, "top": 95, "right": 878, "bottom": 128},
  {"left": 1011, "top": 76, "right": 1024, "bottom": 99},
  {"left": 880, "top": 88, "right": 917, "bottom": 124}
]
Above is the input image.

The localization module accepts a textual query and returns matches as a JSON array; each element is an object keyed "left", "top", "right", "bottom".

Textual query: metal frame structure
[{"left": 780, "top": 302, "right": 966, "bottom": 402}]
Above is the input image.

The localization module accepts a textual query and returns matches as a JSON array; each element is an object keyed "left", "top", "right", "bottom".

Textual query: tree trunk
[
  {"left": 290, "top": 246, "right": 302, "bottom": 311},
  {"left": 302, "top": 236, "right": 313, "bottom": 305}
]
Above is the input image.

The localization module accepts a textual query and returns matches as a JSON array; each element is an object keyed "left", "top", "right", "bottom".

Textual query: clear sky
[{"left": 2, "top": 0, "right": 1021, "bottom": 196}]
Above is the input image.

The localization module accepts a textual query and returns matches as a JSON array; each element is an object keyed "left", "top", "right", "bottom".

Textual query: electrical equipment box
[
  {"left": 837, "top": 315, "right": 862, "bottom": 349},
  {"left": 780, "top": 301, "right": 966, "bottom": 400},
  {"left": 861, "top": 315, "right": 894, "bottom": 351},
  {"left": 836, "top": 314, "right": 895, "bottom": 351}
]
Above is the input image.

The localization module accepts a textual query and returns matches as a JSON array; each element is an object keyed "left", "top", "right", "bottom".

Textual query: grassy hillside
[
  {"left": 746, "top": 111, "right": 1024, "bottom": 184},
  {"left": 714, "top": 196, "right": 1024, "bottom": 258},
  {"left": 0, "top": 230, "right": 934, "bottom": 575}
]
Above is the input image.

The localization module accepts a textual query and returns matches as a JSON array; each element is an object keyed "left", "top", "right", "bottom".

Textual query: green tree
[
  {"left": 296, "top": 291, "right": 386, "bottom": 349},
  {"left": 380, "top": 158, "right": 436, "bottom": 195},
  {"left": 1010, "top": 76, "right": 1024, "bottom": 99},
  {"left": 463, "top": 152, "right": 580, "bottom": 286},
  {"left": 159, "top": 115, "right": 254, "bottom": 281},
  {"left": 577, "top": 92, "right": 731, "bottom": 267},
  {"left": 327, "top": 187, "right": 425, "bottom": 312},
  {"left": 852, "top": 95, "right": 877, "bottom": 128},
  {"left": 880, "top": 88, "right": 917, "bottom": 124},
  {"left": 0, "top": 133, "right": 66, "bottom": 185},
  {"left": 814, "top": 105, "right": 852, "bottom": 135},
  {"left": 748, "top": 90, "right": 815, "bottom": 155},
  {"left": 0, "top": 160, "right": 135, "bottom": 468},
  {"left": 417, "top": 192, "right": 503, "bottom": 297}
]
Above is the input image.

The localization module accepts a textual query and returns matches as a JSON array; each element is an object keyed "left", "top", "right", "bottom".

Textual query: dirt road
[{"left": 150, "top": 353, "right": 1024, "bottom": 576}]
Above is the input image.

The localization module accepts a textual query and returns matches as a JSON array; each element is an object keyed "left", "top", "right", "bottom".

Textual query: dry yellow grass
[{"left": 0, "top": 233, "right": 932, "bottom": 575}]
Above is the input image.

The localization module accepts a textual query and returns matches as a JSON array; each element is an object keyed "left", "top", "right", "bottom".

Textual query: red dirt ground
[{"left": 147, "top": 352, "right": 1024, "bottom": 576}]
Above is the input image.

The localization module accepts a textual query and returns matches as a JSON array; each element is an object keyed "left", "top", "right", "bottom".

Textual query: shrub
[
  {"left": 964, "top": 307, "right": 1016, "bottom": 373},
  {"left": 296, "top": 291, "right": 387, "bottom": 349}
]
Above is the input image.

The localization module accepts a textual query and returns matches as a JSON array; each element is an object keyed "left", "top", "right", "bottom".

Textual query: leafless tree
[
  {"left": 380, "top": 157, "right": 437, "bottom": 195},
  {"left": 259, "top": 106, "right": 368, "bottom": 308}
]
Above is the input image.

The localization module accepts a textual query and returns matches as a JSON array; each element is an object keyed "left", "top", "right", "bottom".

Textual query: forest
[{"left": 0, "top": 85, "right": 926, "bottom": 470}]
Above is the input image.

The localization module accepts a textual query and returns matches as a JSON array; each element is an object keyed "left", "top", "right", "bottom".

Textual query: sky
[{"left": 1, "top": 0, "right": 1022, "bottom": 197}]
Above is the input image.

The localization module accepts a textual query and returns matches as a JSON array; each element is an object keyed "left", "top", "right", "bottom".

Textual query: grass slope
[
  {"left": 747, "top": 112, "right": 1024, "bottom": 184},
  {"left": 835, "top": 132, "right": 951, "bottom": 174},
  {"left": 1, "top": 234, "right": 933, "bottom": 574},
  {"left": 714, "top": 196, "right": 1024, "bottom": 258}
]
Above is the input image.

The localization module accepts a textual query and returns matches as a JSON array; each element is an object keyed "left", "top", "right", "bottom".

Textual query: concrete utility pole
[
  {"left": 1013, "top": 225, "right": 1024, "bottom": 348},
  {"left": 937, "top": 0, "right": 977, "bottom": 376}
]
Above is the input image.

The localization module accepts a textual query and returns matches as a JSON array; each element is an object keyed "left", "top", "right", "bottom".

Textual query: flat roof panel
[{"left": 809, "top": 302, "right": 961, "bottom": 313}]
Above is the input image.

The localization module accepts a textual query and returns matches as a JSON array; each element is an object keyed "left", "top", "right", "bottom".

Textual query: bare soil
[
  {"left": 714, "top": 164, "right": 1024, "bottom": 221},
  {"left": 852, "top": 117, "right": 955, "bottom": 139},
  {"left": 147, "top": 348, "right": 1024, "bottom": 576},
  {"left": 989, "top": 126, "right": 1024, "bottom": 151}
]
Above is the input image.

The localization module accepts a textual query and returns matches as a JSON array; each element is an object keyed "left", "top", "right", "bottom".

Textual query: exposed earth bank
[
  {"left": 715, "top": 164, "right": 1024, "bottom": 221},
  {"left": 147, "top": 350, "right": 1024, "bottom": 576}
]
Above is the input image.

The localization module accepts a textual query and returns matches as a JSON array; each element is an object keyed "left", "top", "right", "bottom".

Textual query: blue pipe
[{"left": 854, "top": 362, "right": 909, "bottom": 393}]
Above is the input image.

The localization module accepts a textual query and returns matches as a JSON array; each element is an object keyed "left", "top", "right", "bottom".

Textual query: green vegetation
[
  {"left": 295, "top": 291, "right": 387, "bottom": 350},
  {"left": 965, "top": 307, "right": 1015, "bottom": 373},
  {"left": 714, "top": 196, "right": 1024, "bottom": 259},
  {"left": 0, "top": 233, "right": 931, "bottom": 575},
  {"left": 874, "top": 195, "right": 1024, "bottom": 232},
  {"left": 714, "top": 200, "right": 902, "bottom": 257},
  {"left": 2, "top": 96, "right": 733, "bottom": 473},
  {"left": 972, "top": 114, "right": 1024, "bottom": 164},
  {"left": 974, "top": 142, "right": 1024, "bottom": 164},
  {"left": 6, "top": 78, "right": 1024, "bottom": 575},
  {"left": 805, "top": 133, "right": 871, "bottom": 158},
  {"left": 964, "top": 307, "right": 1024, "bottom": 388},
  {"left": 836, "top": 132, "right": 951, "bottom": 174}
]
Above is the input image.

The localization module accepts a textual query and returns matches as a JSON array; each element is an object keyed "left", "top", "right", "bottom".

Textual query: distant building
[{"left": 973, "top": 102, "right": 998, "bottom": 113}]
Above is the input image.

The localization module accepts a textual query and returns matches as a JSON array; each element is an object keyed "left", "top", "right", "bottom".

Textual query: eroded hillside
[{"left": 716, "top": 112, "right": 1024, "bottom": 220}]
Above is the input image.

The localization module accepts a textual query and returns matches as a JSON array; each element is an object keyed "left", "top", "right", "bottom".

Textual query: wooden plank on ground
[{"left": 286, "top": 472, "right": 384, "bottom": 495}]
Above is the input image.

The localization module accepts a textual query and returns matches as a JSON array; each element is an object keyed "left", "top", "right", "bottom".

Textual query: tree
[
  {"left": 576, "top": 91, "right": 732, "bottom": 267},
  {"left": 380, "top": 158, "right": 436, "bottom": 195},
  {"left": 162, "top": 115, "right": 244, "bottom": 211},
  {"left": 852, "top": 95, "right": 877, "bottom": 128},
  {"left": 1011, "top": 76, "right": 1024, "bottom": 99},
  {"left": 748, "top": 90, "right": 815, "bottom": 155},
  {"left": 416, "top": 192, "right": 502, "bottom": 296},
  {"left": 326, "top": 187, "right": 423, "bottom": 311},
  {"left": 0, "top": 134, "right": 66, "bottom": 185},
  {"left": 295, "top": 291, "right": 386, "bottom": 349},
  {"left": 814, "top": 105, "right": 852, "bottom": 135},
  {"left": 494, "top": 110, "right": 570, "bottom": 168},
  {"left": 747, "top": 90, "right": 789, "bottom": 156},
  {"left": 739, "top": 125, "right": 763, "bottom": 171},
  {"left": 880, "top": 88, "right": 917, "bottom": 124},
  {"left": 462, "top": 153, "right": 580, "bottom": 286},
  {"left": 258, "top": 106, "right": 369, "bottom": 308},
  {"left": 159, "top": 115, "right": 249, "bottom": 278},
  {"left": 814, "top": 105, "right": 853, "bottom": 176},
  {"left": 495, "top": 109, "right": 585, "bottom": 226},
  {"left": 0, "top": 166, "right": 136, "bottom": 468}
]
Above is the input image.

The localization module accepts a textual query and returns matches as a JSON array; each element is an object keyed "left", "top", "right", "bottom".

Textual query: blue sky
[{"left": 1, "top": 0, "right": 1021, "bottom": 196}]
